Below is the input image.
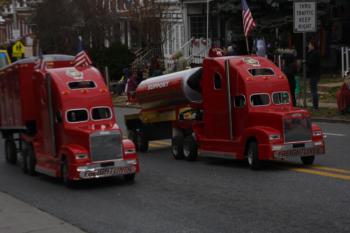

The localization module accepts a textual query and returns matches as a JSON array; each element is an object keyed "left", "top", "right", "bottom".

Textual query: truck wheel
[
  {"left": 172, "top": 135, "right": 184, "bottom": 160},
  {"left": 61, "top": 160, "right": 74, "bottom": 188},
  {"left": 136, "top": 130, "right": 149, "bottom": 152},
  {"left": 5, "top": 139, "right": 17, "bottom": 165},
  {"left": 123, "top": 173, "right": 136, "bottom": 183},
  {"left": 301, "top": 156, "right": 315, "bottom": 165},
  {"left": 183, "top": 135, "right": 198, "bottom": 161},
  {"left": 24, "top": 143, "right": 36, "bottom": 176},
  {"left": 246, "top": 141, "right": 262, "bottom": 170}
]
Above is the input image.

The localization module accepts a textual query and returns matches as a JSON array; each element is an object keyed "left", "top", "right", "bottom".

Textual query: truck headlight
[
  {"left": 75, "top": 154, "right": 88, "bottom": 160},
  {"left": 313, "top": 131, "right": 323, "bottom": 137},
  {"left": 269, "top": 134, "right": 281, "bottom": 141}
]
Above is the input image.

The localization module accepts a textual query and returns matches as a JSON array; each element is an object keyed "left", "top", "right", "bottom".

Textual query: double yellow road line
[{"left": 290, "top": 165, "right": 350, "bottom": 181}]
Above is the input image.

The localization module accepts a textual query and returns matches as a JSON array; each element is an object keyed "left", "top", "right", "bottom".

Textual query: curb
[{"left": 311, "top": 117, "right": 350, "bottom": 124}]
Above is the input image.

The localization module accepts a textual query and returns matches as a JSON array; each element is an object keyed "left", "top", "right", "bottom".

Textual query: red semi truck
[
  {"left": 125, "top": 56, "right": 325, "bottom": 169},
  {"left": 0, "top": 54, "right": 139, "bottom": 186}
]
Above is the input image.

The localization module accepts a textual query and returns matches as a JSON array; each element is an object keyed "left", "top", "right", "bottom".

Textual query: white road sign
[{"left": 293, "top": 1, "right": 317, "bottom": 33}]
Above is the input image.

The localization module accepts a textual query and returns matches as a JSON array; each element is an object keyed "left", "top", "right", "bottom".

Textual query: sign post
[{"left": 293, "top": 1, "right": 317, "bottom": 108}]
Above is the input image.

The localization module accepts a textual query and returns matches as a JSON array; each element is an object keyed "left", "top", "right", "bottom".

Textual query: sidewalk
[{"left": 0, "top": 192, "right": 86, "bottom": 233}]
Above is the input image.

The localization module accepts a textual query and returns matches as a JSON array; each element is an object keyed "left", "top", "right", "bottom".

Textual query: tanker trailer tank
[{"left": 135, "top": 67, "right": 203, "bottom": 109}]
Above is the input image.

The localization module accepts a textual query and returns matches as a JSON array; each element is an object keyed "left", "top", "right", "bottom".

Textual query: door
[{"left": 202, "top": 60, "right": 230, "bottom": 141}]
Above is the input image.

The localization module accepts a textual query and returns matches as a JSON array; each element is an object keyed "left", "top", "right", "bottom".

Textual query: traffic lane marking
[
  {"left": 290, "top": 167, "right": 350, "bottom": 181},
  {"left": 324, "top": 132, "right": 346, "bottom": 137},
  {"left": 272, "top": 161, "right": 350, "bottom": 181}
]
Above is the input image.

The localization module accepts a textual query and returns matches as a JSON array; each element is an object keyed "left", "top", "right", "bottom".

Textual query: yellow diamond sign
[{"left": 12, "top": 41, "right": 25, "bottom": 58}]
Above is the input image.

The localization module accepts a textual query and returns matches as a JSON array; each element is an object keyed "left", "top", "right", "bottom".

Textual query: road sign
[
  {"left": 12, "top": 41, "right": 25, "bottom": 58},
  {"left": 293, "top": 1, "right": 317, "bottom": 33}
]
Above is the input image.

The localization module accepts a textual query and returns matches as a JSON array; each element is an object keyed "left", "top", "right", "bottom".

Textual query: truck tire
[
  {"left": 172, "top": 135, "right": 184, "bottom": 160},
  {"left": 246, "top": 141, "right": 262, "bottom": 170},
  {"left": 301, "top": 156, "right": 315, "bottom": 165},
  {"left": 124, "top": 173, "right": 136, "bottom": 183},
  {"left": 5, "top": 139, "right": 17, "bottom": 165},
  {"left": 136, "top": 130, "right": 149, "bottom": 152},
  {"left": 61, "top": 160, "right": 74, "bottom": 188},
  {"left": 24, "top": 142, "right": 36, "bottom": 176},
  {"left": 183, "top": 135, "right": 198, "bottom": 161}
]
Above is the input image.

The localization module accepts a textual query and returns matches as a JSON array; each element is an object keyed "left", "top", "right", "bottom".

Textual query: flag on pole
[
  {"left": 242, "top": 0, "right": 256, "bottom": 37},
  {"left": 74, "top": 51, "right": 92, "bottom": 67}
]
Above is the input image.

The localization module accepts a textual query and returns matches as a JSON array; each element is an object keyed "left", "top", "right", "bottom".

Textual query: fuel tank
[{"left": 135, "top": 67, "right": 203, "bottom": 109}]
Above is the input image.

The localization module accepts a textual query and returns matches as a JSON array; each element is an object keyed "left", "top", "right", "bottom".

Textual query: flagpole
[{"left": 245, "top": 36, "right": 250, "bottom": 54}]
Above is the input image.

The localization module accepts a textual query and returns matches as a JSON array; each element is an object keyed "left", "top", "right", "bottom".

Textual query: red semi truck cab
[
  {"left": 0, "top": 54, "right": 139, "bottom": 185},
  {"left": 125, "top": 56, "right": 325, "bottom": 169}
]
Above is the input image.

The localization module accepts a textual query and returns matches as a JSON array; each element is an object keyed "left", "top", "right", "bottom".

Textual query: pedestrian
[
  {"left": 122, "top": 68, "right": 131, "bottom": 95},
  {"left": 172, "top": 51, "right": 188, "bottom": 72},
  {"left": 281, "top": 48, "right": 297, "bottom": 106},
  {"left": 149, "top": 56, "right": 162, "bottom": 77},
  {"left": 306, "top": 40, "right": 321, "bottom": 110}
]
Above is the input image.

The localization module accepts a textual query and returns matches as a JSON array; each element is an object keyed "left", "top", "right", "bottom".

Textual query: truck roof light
[
  {"left": 81, "top": 89, "right": 88, "bottom": 93},
  {"left": 246, "top": 77, "right": 253, "bottom": 81},
  {"left": 61, "top": 90, "right": 70, "bottom": 95},
  {"left": 99, "top": 88, "right": 107, "bottom": 93}
]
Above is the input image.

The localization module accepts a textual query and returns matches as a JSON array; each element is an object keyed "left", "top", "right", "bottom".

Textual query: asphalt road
[{"left": 0, "top": 107, "right": 349, "bottom": 233}]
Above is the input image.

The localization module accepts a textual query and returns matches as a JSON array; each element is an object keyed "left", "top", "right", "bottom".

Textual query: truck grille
[
  {"left": 283, "top": 116, "right": 312, "bottom": 143},
  {"left": 90, "top": 131, "right": 123, "bottom": 162}
]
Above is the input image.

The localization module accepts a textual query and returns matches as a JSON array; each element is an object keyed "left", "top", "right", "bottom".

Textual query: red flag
[{"left": 242, "top": 0, "right": 256, "bottom": 37}]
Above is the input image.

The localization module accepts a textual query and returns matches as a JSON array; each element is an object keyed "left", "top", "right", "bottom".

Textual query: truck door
[
  {"left": 201, "top": 59, "right": 231, "bottom": 141},
  {"left": 36, "top": 74, "right": 57, "bottom": 160}
]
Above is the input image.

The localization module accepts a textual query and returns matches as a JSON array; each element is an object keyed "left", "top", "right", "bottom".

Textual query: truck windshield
[
  {"left": 91, "top": 107, "right": 112, "bottom": 120},
  {"left": 250, "top": 94, "right": 270, "bottom": 106},
  {"left": 272, "top": 92, "right": 290, "bottom": 104},
  {"left": 67, "top": 109, "right": 88, "bottom": 123}
]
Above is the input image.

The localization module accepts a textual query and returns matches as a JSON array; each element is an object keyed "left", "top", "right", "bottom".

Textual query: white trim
[
  {"left": 90, "top": 106, "right": 113, "bottom": 121},
  {"left": 66, "top": 108, "right": 89, "bottom": 123},
  {"left": 250, "top": 93, "right": 271, "bottom": 107}
]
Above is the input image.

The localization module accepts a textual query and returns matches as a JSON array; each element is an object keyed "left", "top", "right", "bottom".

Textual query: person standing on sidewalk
[{"left": 306, "top": 40, "right": 321, "bottom": 110}]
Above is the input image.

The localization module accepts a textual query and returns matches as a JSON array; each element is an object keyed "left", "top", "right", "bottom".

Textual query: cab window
[
  {"left": 272, "top": 92, "right": 290, "bottom": 105},
  {"left": 249, "top": 68, "right": 274, "bottom": 76},
  {"left": 91, "top": 107, "right": 112, "bottom": 120},
  {"left": 68, "top": 81, "right": 96, "bottom": 89},
  {"left": 66, "top": 109, "right": 88, "bottom": 123},
  {"left": 250, "top": 94, "right": 270, "bottom": 106},
  {"left": 234, "top": 95, "right": 246, "bottom": 108},
  {"left": 213, "top": 73, "right": 222, "bottom": 90}
]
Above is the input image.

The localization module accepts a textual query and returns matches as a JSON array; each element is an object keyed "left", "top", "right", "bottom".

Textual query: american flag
[
  {"left": 242, "top": 0, "right": 256, "bottom": 37},
  {"left": 74, "top": 51, "right": 92, "bottom": 67}
]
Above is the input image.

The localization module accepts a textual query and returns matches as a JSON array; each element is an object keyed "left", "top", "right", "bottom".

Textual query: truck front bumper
[
  {"left": 272, "top": 141, "right": 325, "bottom": 159},
  {"left": 75, "top": 159, "right": 137, "bottom": 179}
]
